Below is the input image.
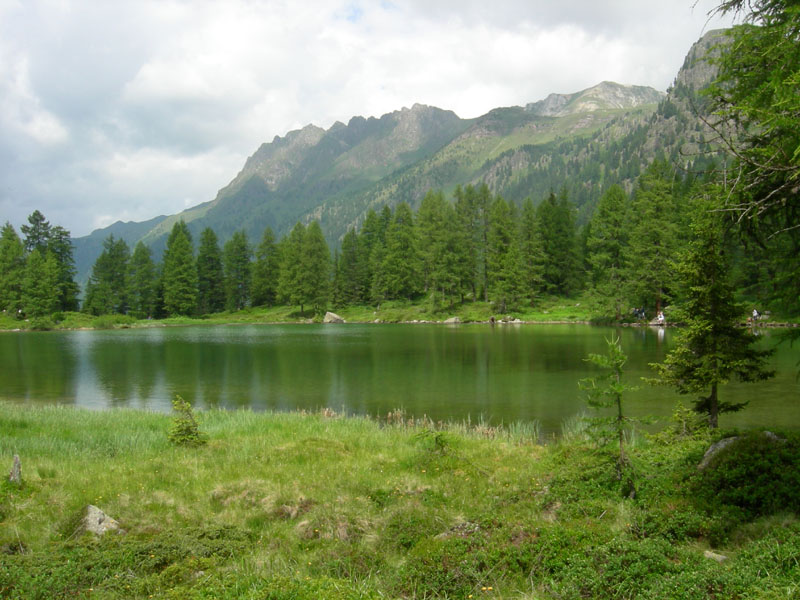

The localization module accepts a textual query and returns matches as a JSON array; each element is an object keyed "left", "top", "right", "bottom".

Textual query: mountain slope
[{"left": 72, "top": 30, "right": 724, "bottom": 286}]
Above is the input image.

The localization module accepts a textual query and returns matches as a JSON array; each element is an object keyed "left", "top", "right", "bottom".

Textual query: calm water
[{"left": 1, "top": 323, "right": 797, "bottom": 436}]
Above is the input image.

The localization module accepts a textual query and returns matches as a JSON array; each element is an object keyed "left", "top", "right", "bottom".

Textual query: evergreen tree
[
  {"left": 223, "top": 230, "right": 252, "bottom": 311},
  {"left": 369, "top": 242, "right": 388, "bottom": 306},
  {"left": 196, "top": 228, "right": 225, "bottom": 315},
  {"left": 0, "top": 223, "right": 25, "bottom": 316},
  {"left": 625, "top": 161, "right": 680, "bottom": 314},
  {"left": 21, "top": 210, "right": 50, "bottom": 254},
  {"left": 162, "top": 221, "right": 197, "bottom": 316},
  {"left": 298, "top": 221, "right": 330, "bottom": 315},
  {"left": 652, "top": 193, "right": 775, "bottom": 428},
  {"left": 537, "top": 190, "right": 580, "bottom": 296},
  {"left": 453, "top": 185, "right": 479, "bottom": 300},
  {"left": 47, "top": 226, "right": 80, "bottom": 312},
  {"left": 251, "top": 227, "right": 280, "bottom": 307},
  {"left": 519, "top": 198, "right": 544, "bottom": 302},
  {"left": 22, "top": 249, "right": 59, "bottom": 318},
  {"left": 587, "top": 185, "right": 630, "bottom": 320},
  {"left": 416, "top": 190, "right": 449, "bottom": 303},
  {"left": 382, "top": 202, "right": 421, "bottom": 300},
  {"left": 358, "top": 208, "right": 387, "bottom": 301},
  {"left": 278, "top": 222, "right": 307, "bottom": 312},
  {"left": 336, "top": 228, "right": 365, "bottom": 305},
  {"left": 129, "top": 241, "right": 157, "bottom": 319},
  {"left": 83, "top": 235, "right": 131, "bottom": 315},
  {"left": 487, "top": 196, "right": 525, "bottom": 312}
]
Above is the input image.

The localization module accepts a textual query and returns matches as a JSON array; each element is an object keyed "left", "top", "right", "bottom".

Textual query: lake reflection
[{"left": 1, "top": 324, "right": 797, "bottom": 436}]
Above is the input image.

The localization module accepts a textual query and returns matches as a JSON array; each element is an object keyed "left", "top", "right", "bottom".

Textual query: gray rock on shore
[{"left": 323, "top": 312, "right": 345, "bottom": 324}]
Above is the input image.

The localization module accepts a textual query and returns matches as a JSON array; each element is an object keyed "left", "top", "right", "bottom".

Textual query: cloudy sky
[{"left": 0, "top": 0, "right": 736, "bottom": 238}]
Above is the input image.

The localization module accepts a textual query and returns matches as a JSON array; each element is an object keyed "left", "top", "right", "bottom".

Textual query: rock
[
  {"left": 443, "top": 316, "right": 461, "bottom": 324},
  {"left": 698, "top": 437, "right": 740, "bottom": 470},
  {"left": 8, "top": 455, "right": 21, "bottom": 485},
  {"left": 704, "top": 550, "right": 728, "bottom": 563},
  {"left": 323, "top": 311, "right": 344, "bottom": 323},
  {"left": 698, "top": 431, "right": 785, "bottom": 470},
  {"left": 79, "top": 505, "right": 125, "bottom": 536}
]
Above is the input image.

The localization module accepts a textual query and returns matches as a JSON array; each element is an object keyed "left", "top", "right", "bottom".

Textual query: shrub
[
  {"left": 168, "top": 395, "right": 207, "bottom": 447},
  {"left": 693, "top": 431, "right": 800, "bottom": 520}
]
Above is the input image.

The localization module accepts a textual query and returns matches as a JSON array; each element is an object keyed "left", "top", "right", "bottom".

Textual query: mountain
[{"left": 72, "top": 30, "right": 725, "bottom": 287}]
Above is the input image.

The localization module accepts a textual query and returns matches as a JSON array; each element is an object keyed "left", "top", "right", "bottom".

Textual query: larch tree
[
  {"left": 251, "top": 226, "right": 280, "bottom": 307},
  {"left": 587, "top": 185, "right": 630, "bottom": 320},
  {"left": 0, "top": 223, "right": 25, "bottom": 315},
  {"left": 129, "top": 241, "right": 157, "bottom": 319}
]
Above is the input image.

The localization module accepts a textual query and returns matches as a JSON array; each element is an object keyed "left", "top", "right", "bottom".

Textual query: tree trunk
[{"left": 708, "top": 382, "right": 719, "bottom": 428}]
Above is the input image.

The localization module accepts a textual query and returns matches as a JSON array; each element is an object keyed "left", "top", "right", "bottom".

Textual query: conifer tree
[
  {"left": 416, "top": 190, "right": 449, "bottom": 304},
  {"left": 196, "top": 228, "right": 225, "bottom": 315},
  {"left": 336, "top": 228, "right": 365, "bottom": 305},
  {"left": 487, "top": 196, "right": 525, "bottom": 312},
  {"left": 129, "top": 241, "right": 157, "bottom": 319},
  {"left": 382, "top": 202, "right": 421, "bottom": 300},
  {"left": 47, "top": 226, "right": 80, "bottom": 312},
  {"left": 0, "top": 223, "right": 25, "bottom": 315},
  {"left": 625, "top": 161, "right": 680, "bottom": 314},
  {"left": 223, "top": 230, "right": 252, "bottom": 311},
  {"left": 251, "top": 227, "right": 280, "bottom": 307},
  {"left": 587, "top": 185, "right": 630, "bottom": 320},
  {"left": 519, "top": 198, "right": 544, "bottom": 302},
  {"left": 83, "top": 235, "right": 131, "bottom": 315},
  {"left": 652, "top": 193, "right": 774, "bottom": 428},
  {"left": 22, "top": 249, "right": 59, "bottom": 318},
  {"left": 21, "top": 210, "right": 50, "bottom": 254},
  {"left": 162, "top": 221, "right": 197, "bottom": 316},
  {"left": 278, "top": 222, "right": 307, "bottom": 312},
  {"left": 299, "top": 221, "right": 330, "bottom": 315},
  {"left": 537, "top": 190, "right": 580, "bottom": 296}
]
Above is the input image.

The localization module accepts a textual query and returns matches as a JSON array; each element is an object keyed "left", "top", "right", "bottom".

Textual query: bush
[
  {"left": 168, "top": 396, "right": 207, "bottom": 447},
  {"left": 693, "top": 431, "right": 800, "bottom": 520}
]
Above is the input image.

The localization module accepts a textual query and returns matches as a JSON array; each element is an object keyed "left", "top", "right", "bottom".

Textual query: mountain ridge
[{"left": 71, "top": 29, "right": 724, "bottom": 286}]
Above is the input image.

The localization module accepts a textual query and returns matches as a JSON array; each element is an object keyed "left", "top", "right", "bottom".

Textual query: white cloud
[{"left": 0, "top": 0, "right": 737, "bottom": 237}]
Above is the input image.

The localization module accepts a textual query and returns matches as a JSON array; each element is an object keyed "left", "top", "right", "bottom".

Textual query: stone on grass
[
  {"left": 443, "top": 316, "right": 461, "bottom": 324},
  {"left": 323, "top": 311, "right": 345, "bottom": 324},
  {"left": 79, "top": 505, "right": 126, "bottom": 536},
  {"left": 8, "top": 454, "right": 21, "bottom": 485},
  {"left": 704, "top": 550, "right": 728, "bottom": 563}
]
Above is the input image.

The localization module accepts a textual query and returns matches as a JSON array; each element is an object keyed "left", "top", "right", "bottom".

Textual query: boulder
[
  {"left": 443, "top": 316, "right": 461, "bottom": 324},
  {"left": 323, "top": 311, "right": 345, "bottom": 324},
  {"left": 78, "top": 505, "right": 126, "bottom": 536},
  {"left": 698, "top": 431, "right": 784, "bottom": 470}
]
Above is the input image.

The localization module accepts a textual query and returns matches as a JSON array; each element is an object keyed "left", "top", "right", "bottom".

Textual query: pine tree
[
  {"left": 487, "top": 196, "right": 525, "bottom": 312},
  {"left": 162, "top": 221, "right": 197, "bottom": 316},
  {"left": 0, "top": 223, "right": 25, "bottom": 316},
  {"left": 652, "top": 193, "right": 775, "bottom": 428},
  {"left": 196, "top": 228, "right": 225, "bottom": 315},
  {"left": 587, "top": 185, "right": 630, "bottom": 320},
  {"left": 129, "top": 242, "right": 157, "bottom": 319},
  {"left": 416, "top": 190, "right": 449, "bottom": 305},
  {"left": 251, "top": 227, "right": 280, "bottom": 307},
  {"left": 223, "top": 230, "right": 252, "bottom": 311}
]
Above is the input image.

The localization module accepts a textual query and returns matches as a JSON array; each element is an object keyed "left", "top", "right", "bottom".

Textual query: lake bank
[{"left": 2, "top": 403, "right": 798, "bottom": 599}]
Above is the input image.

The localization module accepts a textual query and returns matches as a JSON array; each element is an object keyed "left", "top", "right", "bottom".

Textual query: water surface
[{"left": 1, "top": 323, "right": 797, "bottom": 436}]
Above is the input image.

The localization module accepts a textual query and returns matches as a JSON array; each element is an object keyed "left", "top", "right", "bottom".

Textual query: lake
[{"left": 1, "top": 323, "right": 797, "bottom": 436}]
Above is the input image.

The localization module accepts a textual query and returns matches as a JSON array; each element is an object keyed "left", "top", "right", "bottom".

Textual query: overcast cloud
[{"left": 0, "top": 0, "right": 736, "bottom": 238}]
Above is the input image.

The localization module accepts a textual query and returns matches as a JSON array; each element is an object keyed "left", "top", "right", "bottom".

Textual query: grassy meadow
[{"left": 1, "top": 402, "right": 799, "bottom": 599}]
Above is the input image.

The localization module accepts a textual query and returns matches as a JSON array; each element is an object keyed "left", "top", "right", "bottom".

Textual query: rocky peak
[{"left": 526, "top": 81, "right": 665, "bottom": 117}]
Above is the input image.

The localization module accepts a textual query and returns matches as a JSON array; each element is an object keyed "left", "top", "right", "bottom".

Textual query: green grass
[{"left": 1, "top": 403, "right": 799, "bottom": 598}]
